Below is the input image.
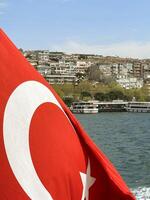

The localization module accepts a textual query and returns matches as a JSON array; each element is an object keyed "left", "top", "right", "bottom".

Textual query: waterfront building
[
  {"left": 36, "top": 64, "right": 51, "bottom": 76},
  {"left": 49, "top": 59, "right": 76, "bottom": 75},
  {"left": 111, "top": 63, "right": 133, "bottom": 79},
  {"left": 38, "top": 51, "right": 50, "bottom": 64},
  {"left": 36, "top": 59, "right": 76, "bottom": 84},
  {"left": 126, "top": 63, "right": 133, "bottom": 77},
  {"left": 132, "top": 62, "right": 144, "bottom": 78},
  {"left": 49, "top": 52, "right": 64, "bottom": 60},
  {"left": 76, "top": 61, "right": 90, "bottom": 74},
  {"left": 99, "top": 64, "right": 112, "bottom": 77},
  {"left": 118, "top": 64, "right": 129, "bottom": 79},
  {"left": 116, "top": 77, "right": 143, "bottom": 89},
  {"left": 143, "top": 63, "right": 150, "bottom": 79},
  {"left": 111, "top": 63, "right": 119, "bottom": 78},
  {"left": 45, "top": 74, "right": 76, "bottom": 84},
  {"left": 144, "top": 75, "right": 150, "bottom": 96}
]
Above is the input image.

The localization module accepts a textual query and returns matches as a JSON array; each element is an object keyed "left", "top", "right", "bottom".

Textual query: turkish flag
[{"left": 0, "top": 29, "right": 135, "bottom": 200}]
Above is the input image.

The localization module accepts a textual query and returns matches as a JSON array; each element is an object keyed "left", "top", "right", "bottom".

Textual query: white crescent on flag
[{"left": 3, "top": 81, "right": 62, "bottom": 200}]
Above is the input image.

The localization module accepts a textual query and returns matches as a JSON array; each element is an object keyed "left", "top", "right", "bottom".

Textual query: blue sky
[{"left": 1, "top": 0, "right": 150, "bottom": 58}]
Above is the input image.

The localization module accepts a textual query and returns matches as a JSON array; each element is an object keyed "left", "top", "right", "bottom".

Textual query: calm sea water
[{"left": 75, "top": 113, "right": 150, "bottom": 200}]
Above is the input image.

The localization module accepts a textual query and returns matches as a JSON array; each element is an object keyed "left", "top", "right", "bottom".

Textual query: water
[{"left": 75, "top": 113, "right": 150, "bottom": 200}]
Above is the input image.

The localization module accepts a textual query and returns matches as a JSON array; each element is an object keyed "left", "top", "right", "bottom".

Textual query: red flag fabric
[{"left": 0, "top": 29, "right": 135, "bottom": 200}]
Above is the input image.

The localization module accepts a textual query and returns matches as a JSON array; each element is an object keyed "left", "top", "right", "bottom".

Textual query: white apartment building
[
  {"left": 45, "top": 74, "right": 76, "bottom": 84},
  {"left": 50, "top": 60, "right": 76, "bottom": 75},
  {"left": 143, "top": 63, "right": 150, "bottom": 79},
  {"left": 36, "top": 60, "right": 77, "bottom": 84},
  {"left": 111, "top": 63, "right": 133, "bottom": 79},
  {"left": 99, "top": 64, "right": 112, "bottom": 76},
  {"left": 116, "top": 77, "right": 143, "bottom": 89},
  {"left": 76, "top": 61, "right": 90, "bottom": 74},
  {"left": 117, "top": 64, "right": 129, "bottom": 79},
  {"left": 36, "top": 65, "right": 51, "bottom": 76},
  {"left": 38, "top": 51, "right": 49, "bottom": 63}
]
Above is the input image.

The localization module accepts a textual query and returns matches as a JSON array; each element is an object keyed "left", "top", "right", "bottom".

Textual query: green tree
[
  {"left": 80, "top": 91, "right": 92, "bottom": 101},
  {"left": 75, "top": 81, "right": 93, "bottom": 93},
  {"left": 107, "top": 90, "right": 125, "bottom": 100},
  {"left": 61, "top": 84, "right": 74, "bottom": 96},
  {"left": 63, "top": 96, "right": 74, "bottom": 107},
  {"left": 88, "top": 64, "right": 113, "bottom": 84},
  {"left": 94, "top": 92, "right": 106, "bottom": 101}
]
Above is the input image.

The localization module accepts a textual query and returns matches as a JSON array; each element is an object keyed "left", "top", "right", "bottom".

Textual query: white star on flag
[{"left": 80, "top": 159, "right": 96, "bottom": 200}]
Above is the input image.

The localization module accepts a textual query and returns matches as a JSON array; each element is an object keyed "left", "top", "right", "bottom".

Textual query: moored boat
[
  {"left": 125, "top": 102, "right": 150, "bottom": 112},
  {"left": 70, "top": 101, "right": 98, "bottom": 114},
  {"left": 97, "top": 100, "right": 128, "bottom": 112}
]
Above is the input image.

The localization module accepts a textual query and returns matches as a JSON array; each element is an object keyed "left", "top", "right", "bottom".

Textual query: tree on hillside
[
  {"left": 80, "top": 91, "right": 92, "bottom": 101},
  {"left": 88, "top": 65, "right": 101, "bottom": 81},
  {"left": 63, "top": 96, "right": 74, "bottom": 107},
  {"left": 107, "top": 90, "right": 125, "bottom": 100},
  {"left": 88, "top": 64, "right": 113, "bottom": 84},
  {"left": 94, "top": 92, "right": 106, "bottom": 101},
  {"left": 61, "top": 84, "right": 74, "bottom": 96},
  {"left": 75, "top": 81, "right": 93, "bottom": 93}
]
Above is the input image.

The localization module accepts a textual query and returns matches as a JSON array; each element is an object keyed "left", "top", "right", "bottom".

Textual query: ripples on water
[{"left": 75, "top": 113, "right": 150, "bottom": 200}]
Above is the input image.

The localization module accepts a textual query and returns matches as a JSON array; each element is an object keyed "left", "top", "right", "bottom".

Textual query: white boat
[
  {"left": 97, "top": 100, "right": 128, "bottom": 112},
  {"left": 70, "top": 101, "right": 98, "bottom": 114},
  {"left": 125, "top": 102, "right": 150, "bottom": 112}
]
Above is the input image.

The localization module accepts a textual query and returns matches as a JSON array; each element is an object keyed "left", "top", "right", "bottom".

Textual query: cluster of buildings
[
  {"left": 97, "top": 62, "right": 146, "bottom": 89},
  {"left": 22, "top": 49, "right": 150, "bottom": 90},
  {"left": 23, "top": 50, "right": 91, "bottom": 84}
]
